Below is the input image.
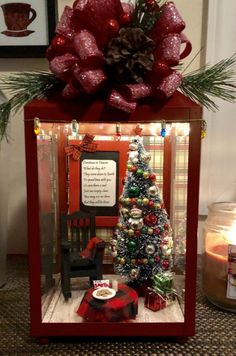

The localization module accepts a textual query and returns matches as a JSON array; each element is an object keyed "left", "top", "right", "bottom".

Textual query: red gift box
[{"left": 144, "top": 289, "right": 166, "bottom": 312}]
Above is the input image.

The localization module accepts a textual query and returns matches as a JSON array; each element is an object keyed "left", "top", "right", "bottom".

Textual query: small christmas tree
[{"left": 112, "top": 130, "right": 173, "bottom": 287}]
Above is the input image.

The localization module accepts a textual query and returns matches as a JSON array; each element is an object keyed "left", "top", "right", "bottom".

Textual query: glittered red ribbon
[
  {"left": 65, "top": 133, "right": 97, "bottom": 160},
  {"left": 47, "top": 1, "right": 192, "bottom": 113}
]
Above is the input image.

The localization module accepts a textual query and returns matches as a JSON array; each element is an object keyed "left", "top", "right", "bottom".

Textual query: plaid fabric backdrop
[
  {"left": 93, "top": 134, "right": 189, "bottom": 265},
  {"left": 37, "top": 130, "right": 189, "bottom": 268}
]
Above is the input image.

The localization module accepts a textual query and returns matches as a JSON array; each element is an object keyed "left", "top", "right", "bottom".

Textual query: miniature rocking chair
[{"left": 60, "top": 211, "right": 106, "bottom": 301}]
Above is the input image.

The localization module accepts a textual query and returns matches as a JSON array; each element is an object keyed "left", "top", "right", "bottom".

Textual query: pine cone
[{"left": 105, "top": 27, "right": 155, "bottom": 84}]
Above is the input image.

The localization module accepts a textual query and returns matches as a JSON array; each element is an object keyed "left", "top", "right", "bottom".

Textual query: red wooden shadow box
[{"left": 24, "top": 92, "right": 202, "bottom": 342}]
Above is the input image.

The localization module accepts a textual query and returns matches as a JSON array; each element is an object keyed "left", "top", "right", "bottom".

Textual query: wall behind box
[{"left": 0, "top": 0, "right": 204, "bottom": 254}]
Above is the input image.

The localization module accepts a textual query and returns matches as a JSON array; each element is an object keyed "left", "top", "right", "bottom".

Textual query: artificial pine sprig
[
  {"left": 180, "top": 53, "right": 236, "bottom": 110},
  {"left": 132, "top": 0, "right": 166, "bottom": 33},
  {"left": 0, "top": 71, "right": 63, "bottom": 140},
  {"left": 0, "top": 101, "right": 11, "bottom": 141}
]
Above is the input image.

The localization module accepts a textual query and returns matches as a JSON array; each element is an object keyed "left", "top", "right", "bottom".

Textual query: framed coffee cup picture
[{"left": 0, "top": 0, "right": 58, "bottom": 57}]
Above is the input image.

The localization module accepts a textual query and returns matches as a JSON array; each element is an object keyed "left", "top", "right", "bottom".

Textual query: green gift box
[{"left": 152, "top": 272, "right": 173, "bottom": 296}]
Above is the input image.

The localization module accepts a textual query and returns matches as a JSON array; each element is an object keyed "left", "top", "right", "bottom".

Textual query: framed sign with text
[
  {"left": 80, "top": 151, "right": 119, "bottom": 216},
  {"left": 69, "top": 140, "right": 130, "bottom": 226}
]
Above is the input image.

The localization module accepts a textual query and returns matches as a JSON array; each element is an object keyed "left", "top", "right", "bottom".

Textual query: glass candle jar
[{"left": 202, "top": 202, "right": 236, "bottom": 312}]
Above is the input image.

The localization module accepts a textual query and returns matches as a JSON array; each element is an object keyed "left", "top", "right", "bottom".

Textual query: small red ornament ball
[
  {"left": 144, "top": 214, "right": 157, "bottom": 227},
  {"left": 155, "top": 255, "right": 160, "bottom": 263},
  {"left": 131, "top": 166, "right": 138, "bottom": 173},
  {"left": 149, "top": 173, "right": 156, "bottom": 181},
  {"left": 154, "top": 60, "right": 170, "bottom": 77},
  {"left": 145, "top": 0, "right": 159, "bottom": 11},
  {"left": 148, "top": 200, "right": 154, "bottom": 208},
  {"left": 134, "top": 230, "right": 141, "bottom": 237},
  {"left": 120, "top": 12, "right": 131, "bottom": 26},
  {"left": 145, "top": 0, "right": 156, "bottom": 5},
  {"left": 130, "top": 198, "right": 137, "bottom": 205},
  {"left": 106, "top": 19, "right": 119, "bottom": 35},
  {"left": 51, "top": 35, "right": 66, "bottom": 49},
  {"left": 162, "top": 259, "right": 170, "bottom": 269}
]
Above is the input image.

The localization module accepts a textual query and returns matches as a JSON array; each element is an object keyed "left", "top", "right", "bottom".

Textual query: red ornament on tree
[
  {"left": 162, "top": 259, "right": 170, "bottom": 269},
  {"left": 144, "top": 214, "right": 157, "bottom": 227},
  {"left": 148, "top": 200, "right": 155, "bottom": 208},
  {"left": 149, "top": 173, "right": 156, "bottom": 181},
  {"left": 130, "top": 198, "right": 137, "bottom": 205},
  {"left": 131, "top": 166, "right": 138, "bottom": 173},
  {"left": 134, "top": 230, "right": 141, "bottom": 237}
]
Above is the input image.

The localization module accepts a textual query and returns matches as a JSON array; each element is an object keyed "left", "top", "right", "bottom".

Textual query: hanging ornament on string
[{"left": 160, "top": 120, "right": 166, "bottom": 137}]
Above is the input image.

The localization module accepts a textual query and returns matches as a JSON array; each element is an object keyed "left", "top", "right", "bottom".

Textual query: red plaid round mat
[{"left": 77, "top": 284, "right": 138, "bottom": 322}]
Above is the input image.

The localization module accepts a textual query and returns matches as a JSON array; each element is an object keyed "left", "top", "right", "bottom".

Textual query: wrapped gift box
[{"left": 144, "top": 289, "right": 166, "bottom": 312}]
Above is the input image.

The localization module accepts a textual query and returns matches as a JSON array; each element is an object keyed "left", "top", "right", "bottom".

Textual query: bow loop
[{"left": 65, "top": 134, "right": 97, "bottom": 160}]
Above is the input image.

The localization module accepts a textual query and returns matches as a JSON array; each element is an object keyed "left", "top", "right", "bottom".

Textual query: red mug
[{"left": 1, "top": 2, "right": 37, "bottom": 31}]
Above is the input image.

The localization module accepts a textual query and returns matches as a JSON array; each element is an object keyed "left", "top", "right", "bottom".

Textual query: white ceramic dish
[{"left": 92, "top": 287, "right": 116, "bottom": 300}]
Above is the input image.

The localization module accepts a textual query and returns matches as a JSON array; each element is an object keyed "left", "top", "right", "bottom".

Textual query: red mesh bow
[
  {"left": 47, "top": 1, "right": 192, "bottom": 113},
  {"left": 65, "top": 133, "right": 97, "bottom": 160}
]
